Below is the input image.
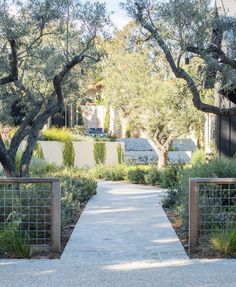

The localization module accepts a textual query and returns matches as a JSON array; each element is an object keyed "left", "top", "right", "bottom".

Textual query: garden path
[
  {"left": 1, "top": 181, "right": 236, "bottom": 287},
  {"left": 61, "top": 181, "right": 187, "bottom": 263}
]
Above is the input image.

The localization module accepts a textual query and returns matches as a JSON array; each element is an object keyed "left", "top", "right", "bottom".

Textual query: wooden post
[
  {"left": 51, "top": 180, "right": 61, "bottom": 252},
  {"left": 189, "top": 179, "right": 199, "bottom": 254}
]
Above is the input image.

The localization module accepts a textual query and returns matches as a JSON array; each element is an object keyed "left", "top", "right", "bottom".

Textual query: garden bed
[
  {"left": 0, "top": 159, "right": 97, "bottom": 259},
  {"left": 165, "top": 208, "right": 236, "bottom": 259},
  {"left": 0, "top": 202, "right": 88, "bottom": 260}
]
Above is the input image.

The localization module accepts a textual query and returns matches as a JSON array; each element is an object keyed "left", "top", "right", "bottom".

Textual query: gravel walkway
[{"left": 1, "top": 181, "right": 236, "bottom": 287}]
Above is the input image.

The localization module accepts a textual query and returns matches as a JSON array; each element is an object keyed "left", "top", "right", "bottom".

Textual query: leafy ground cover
[
  {"left": 88, "top": 164, "right": 160, "bottom": 185},
  {"left": 3, "top": 148, "right": 236, "bottom": 259},
  {"left": 0, "top": 157, "right": 97, "bottom": 259},
  {"left": 162, "top": 154, "right": 236, "bottom": 259}
]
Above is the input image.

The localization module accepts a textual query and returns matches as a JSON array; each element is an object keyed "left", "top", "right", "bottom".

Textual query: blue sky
[{"left": 92, "top": 0, "right": 131, "bottom": 29}]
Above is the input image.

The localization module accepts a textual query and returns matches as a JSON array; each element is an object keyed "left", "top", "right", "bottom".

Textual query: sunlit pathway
[
  {"left": 61, "top": 181, "right": 187, "bottom": 264},
  {"left": 1, "top": 181, "right": 236, "bottom": 287}
]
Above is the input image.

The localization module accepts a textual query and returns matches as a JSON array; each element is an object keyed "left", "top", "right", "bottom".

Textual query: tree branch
[
  {"left": 9, "top": 102, "right": 43, "bottom": 158},
  {"left": 187, "top": 45, "right": 236, "bottom": 69},
  {"left": 134, "top": 3, "right": 236, "bottom": 116},
  {"left": 53, "top": 36, "right": 98, "bottom": 110}
]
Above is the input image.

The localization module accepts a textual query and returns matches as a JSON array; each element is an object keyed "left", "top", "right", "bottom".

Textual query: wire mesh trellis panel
[
  {"left": 189, "top": 178, "right": 236, "bottom": 254},
  {"left": 0, "top": 178, "right": 61, "bottom": 252}
]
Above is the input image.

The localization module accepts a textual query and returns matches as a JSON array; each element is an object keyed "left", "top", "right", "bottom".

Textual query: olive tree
[
  {"left": 0, "top": 0, "right": 109, "bottom": 177},
  {"left": 102, "top": 26, "right": 205, "bottom": 167},
  {"left": 122, "top": 0, "right": 236, "bottom": 116}
]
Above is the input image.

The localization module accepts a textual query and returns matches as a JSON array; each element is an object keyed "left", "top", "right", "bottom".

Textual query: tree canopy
[
  {"left": 0, "top": 0, "right": 109, "bottom": 176},
  {"left": 122, "top": 0, "right": 236, "bottom": 116},
  {"left": 102, "top": 24, "right": 207, "bottom": 167}
]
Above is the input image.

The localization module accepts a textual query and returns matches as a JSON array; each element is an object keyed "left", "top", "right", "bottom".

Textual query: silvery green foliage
[
  {"left": 0, "top": 0, "right": 110, "bottom": 176},
  {"left": 123, "top": 0, "right": 215, "bottom": 49},
  {"left": 102, "top": 24, "right": 207, "bottom": 166},
  {"left": 0, "top": 0, "right": 110, "bottom": 123},
  {"left": 121, "top": 0, "right": 236, "bottom": 116}
]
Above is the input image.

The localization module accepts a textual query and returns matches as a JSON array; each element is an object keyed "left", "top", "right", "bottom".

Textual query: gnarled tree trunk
[
  {"left": 157, "top": 148, "right": 169, "bottom": 169},
  {"left": 152, "top": 129, "right": 174, "bottom": 169},
  {"left": 0, "top": 35, "right": 100, "bottom": 177}
]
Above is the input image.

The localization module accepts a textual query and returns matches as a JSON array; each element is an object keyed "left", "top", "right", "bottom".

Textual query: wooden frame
[
  {"left": 189, "top": 178, "right": 236, "bottom": 254},
  {"left": 0, "top": 178, "right": 61, "bottom": 252}
]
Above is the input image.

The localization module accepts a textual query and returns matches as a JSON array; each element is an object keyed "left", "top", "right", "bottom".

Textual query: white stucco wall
[
  {"left": 216, "top": 0, "right": 236, "bottom": 16},
  {"left": 40, "top": 141, "right": 64, "bottom": 166},
  {"left": 73, "top": 141, "right": 95, "bottom": 168},
  {"left": 30, "top": 141, "right": 125, "bottom": 168},
  {"left": 81, "top": 106, "right": 106, "bottom": 130},
  {"left": 81, "top": 106, "right": 123, "bottom": 136}
]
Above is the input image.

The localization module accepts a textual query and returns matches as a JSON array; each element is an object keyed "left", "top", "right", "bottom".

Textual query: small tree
[
  {"left": 117, "top": 143, "right": 124, "bottom": 164},
  {"left": 62, "top": 141, "right": 75, "bottom": 167},
  {"left": 102, "top": 25, "right": 205, "bottom": 167},
  {"left": 94, "top": 142, "right": 106, "bottom": 165},
  {"left": 104, "top": 106, "right": 110, "bottom": 133}
]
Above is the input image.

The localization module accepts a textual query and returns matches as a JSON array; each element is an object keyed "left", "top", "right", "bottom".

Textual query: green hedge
[
  {"left": 28, "top": 159, "right": 97, "bottom": 233},
  {"left": 49, "top": 168, "right": 97, "bottom": 231},
  {"left": 162, "top": 158, "right": 236, "bottom": 225},
  {"left": 127, "top": 168, "right": 146, "bottom": 184},
  {"left": 89, "top": 164, "right": 127, "bottom": 181},
  {"left": 89, "top": 164, "right": 160, "bottom": 185}
]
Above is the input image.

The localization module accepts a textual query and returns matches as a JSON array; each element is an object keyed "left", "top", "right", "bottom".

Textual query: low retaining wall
[
  {"left": 0, "top": 141, "right": 193, "bottom": 172},
  {"left": 168, "top": 151, "right": 192, "bottom": 163},
  {"left": 26, "top": 141, "right": 125, "bottom": 168},
  {"left": 125, "top": 150, "right": 192, "bottom": 164}
]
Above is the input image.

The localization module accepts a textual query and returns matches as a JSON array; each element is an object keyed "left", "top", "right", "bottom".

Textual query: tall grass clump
[
  {"left": 210, "top": 227, "right": 236, "bottom": 256},
  {"left": 0, "top": 226, "right": 30, "bottom": 258},
  {"left": 191, "top": 149, "right": 206, "bottom": 166},
  {"left": 33, "top": 142, "right": 44, "bottom": 159},
  {"left": 41, "top": 128, "right": 75, "bottom": 142},
  {"left": 29, "top": 157, "right": 58, "bottom": 177}
]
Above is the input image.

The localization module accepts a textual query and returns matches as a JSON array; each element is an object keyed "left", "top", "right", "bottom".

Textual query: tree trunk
[
  {"left": 1, "top": 158, "right": 17, "bottom": 177},
  {"left": 0, "top": 33, "right": 99, "bottom": 178},
  {"left": 151, "top": 130, "right": 173, "bottom": 169},
  {"left": 158, "top": 149, "right": 168, "bottom": 169},
  {"left": 20, "top": 137, "right": 37, "bottom": 177},
  {"left": 0, "top": 145, "right": 17, "bottom": 177}
]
